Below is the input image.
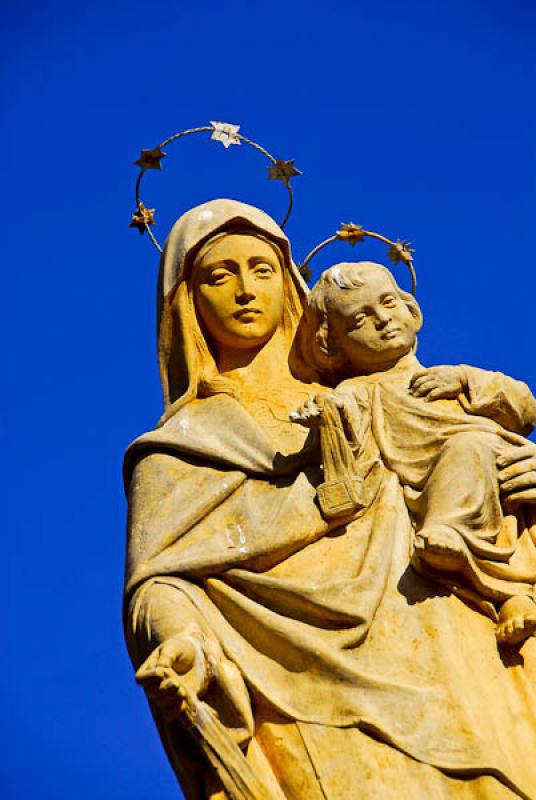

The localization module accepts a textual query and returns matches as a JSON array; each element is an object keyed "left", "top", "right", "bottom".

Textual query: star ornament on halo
[
  {"left": 210, "top": 121, "right": 241, "bottom": 148},
  {"left": 129, "top": 202, "right": 156, "bottom": 234},
  {"left": 388, "top": 239, "right": 415, "bottom": 265},
  {"left": 336, "top": 222, "right": 366, "bottom": 245},
  {"left": 134, "top": 145, "right": 167, "bottom": 171},
  {"left": 267, "top": 158, "right": 302, "bottom": 186}
]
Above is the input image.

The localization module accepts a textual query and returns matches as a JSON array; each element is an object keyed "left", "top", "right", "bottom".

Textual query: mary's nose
[{"left": 236, "top": 271, "right": 256, "bottom": 304}]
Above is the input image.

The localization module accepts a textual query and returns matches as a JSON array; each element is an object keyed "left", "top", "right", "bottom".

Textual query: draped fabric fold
[{"left": 124, "top": 394, "right": 536, "bottom": 800}]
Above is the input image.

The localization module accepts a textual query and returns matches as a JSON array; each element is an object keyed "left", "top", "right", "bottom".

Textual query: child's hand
[
  {"left": 409, "top": 366, "right": 467, "bottom": 401},
  {"left": 289, "top": 393, "right": 342, "bottom": 427}
]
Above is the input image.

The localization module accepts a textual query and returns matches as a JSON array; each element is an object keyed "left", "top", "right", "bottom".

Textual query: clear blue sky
[{"left": 2, "top": 1, "right": 535, "bottom": 797}]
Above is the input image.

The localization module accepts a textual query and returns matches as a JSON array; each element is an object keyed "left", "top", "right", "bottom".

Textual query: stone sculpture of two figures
[{"left": 124, "top": 199, "right": 536, "bottom": 800}]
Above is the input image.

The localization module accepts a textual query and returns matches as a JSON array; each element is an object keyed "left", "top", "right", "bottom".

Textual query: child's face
[{"left": 329, "top": 271, "right": 419, "bottom": 374}]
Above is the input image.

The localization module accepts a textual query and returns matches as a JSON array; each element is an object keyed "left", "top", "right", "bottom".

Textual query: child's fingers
[
  {"left": 424, "top": 387, "right": 447, "bottom": 401},
  {"left": 410, "top": 380, "right": 437, "bottom": 396},
  {"left": 409, "top": 369, "right": 432, "bottom": 385},
  {"left": 304, "top": 399, "right": 321, "bottom": 416},
  {"left": 409, "top": 373, "right": 434, "bottom": 390}
]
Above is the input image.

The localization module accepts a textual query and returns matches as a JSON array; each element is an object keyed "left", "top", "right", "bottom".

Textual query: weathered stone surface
[{"left": 124, "top": 200, "right": 536, "bottom": 799}]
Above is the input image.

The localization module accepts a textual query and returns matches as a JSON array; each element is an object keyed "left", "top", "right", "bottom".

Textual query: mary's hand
[
  {"left": 136, "top": 630, "right": 211, "bottom": 721},
  {"left": 498, "top": 444, "right": 536, "bottom": 504},
  {"left": 136, "top": 629, "right": 254, "bottom": 738}
]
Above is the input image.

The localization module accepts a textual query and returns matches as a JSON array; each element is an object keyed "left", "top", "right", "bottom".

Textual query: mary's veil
[{"left": 156, "top": 199, "right": 309, "bottom": 423}]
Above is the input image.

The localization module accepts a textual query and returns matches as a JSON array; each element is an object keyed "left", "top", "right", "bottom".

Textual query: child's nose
[{"left": 375, "top": 307, "right": 391, "bottom": 327}]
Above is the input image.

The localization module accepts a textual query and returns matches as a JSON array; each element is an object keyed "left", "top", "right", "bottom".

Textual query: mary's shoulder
[
  {"left": 124, "top": 397, "right": 234, "bottom": 474},
  {"left": 123, "top": 394, "right": 283, "bottom": 491}
]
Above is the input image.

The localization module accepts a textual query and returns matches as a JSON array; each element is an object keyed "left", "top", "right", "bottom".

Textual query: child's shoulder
[{"left": 334, "top": 377, "right": 370, "bottom": 402}]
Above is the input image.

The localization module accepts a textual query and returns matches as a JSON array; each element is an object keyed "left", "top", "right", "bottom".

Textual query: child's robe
[{"left": 336, "top": 352, "right": 536, "bottom": 612}]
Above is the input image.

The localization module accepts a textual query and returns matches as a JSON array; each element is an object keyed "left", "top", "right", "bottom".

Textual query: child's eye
[
  {"left": 382, "top": 295, "right": 397, "bottom": 307},
  {"left": 352, "top": 313, "right": 367, "bottom": 329}
]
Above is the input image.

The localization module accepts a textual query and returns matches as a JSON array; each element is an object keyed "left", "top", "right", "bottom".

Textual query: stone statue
[{"left": 124, "top": 199, "right": 536, "bottom": 799}]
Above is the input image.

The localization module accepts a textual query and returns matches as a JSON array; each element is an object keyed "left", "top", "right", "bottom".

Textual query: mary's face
[{"left": 192, "top": 233, "right": 285, "bottom": 352}]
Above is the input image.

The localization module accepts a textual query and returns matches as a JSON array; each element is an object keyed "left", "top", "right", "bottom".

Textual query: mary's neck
[{"left": 215, "top": 329, "right": 297, "bottom": 401}]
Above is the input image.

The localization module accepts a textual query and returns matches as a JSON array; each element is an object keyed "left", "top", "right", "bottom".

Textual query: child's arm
[
  {"left": 290, "top": 390, "right": 381, "bottom": 520},
  {"left": 409, "top": 365, "right": 536, "bottom": 436}
]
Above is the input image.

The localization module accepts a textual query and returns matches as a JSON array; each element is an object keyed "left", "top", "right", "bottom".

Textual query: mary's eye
[
  {"left": 253, "top": 263, "right": 275, "bottom": 278},
  {"left": 382, "top": 295, "right": 397, "bottom": 307},
  {"left": 208, "top": 269, "right": 232, "bottom": 286}
]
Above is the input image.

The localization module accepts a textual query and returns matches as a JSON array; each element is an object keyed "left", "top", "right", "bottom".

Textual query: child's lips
[{"left": 381, "top": 327, "right": 401, "bottom": 340}]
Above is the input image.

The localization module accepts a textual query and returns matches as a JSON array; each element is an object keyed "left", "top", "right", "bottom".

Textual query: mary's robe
[{"left": 124, "top": 393, "right": 536, "bottom": 800}]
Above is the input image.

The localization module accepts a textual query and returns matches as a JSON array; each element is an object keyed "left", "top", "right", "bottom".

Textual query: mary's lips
[{"left": 234, "top": 308, "right": 261, "bottom": 319}]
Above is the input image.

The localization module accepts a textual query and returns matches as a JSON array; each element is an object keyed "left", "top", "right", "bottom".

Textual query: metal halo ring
[
  {"left": 299, "top": 223, "right": 417, "bottom": 294},
  {"left": 130, "top": 122, "right": 301, "bottom": 253}
]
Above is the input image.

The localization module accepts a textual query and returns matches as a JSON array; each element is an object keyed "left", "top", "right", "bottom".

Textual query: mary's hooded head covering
[{"left": 156, "top": 198, "right": 309, "bottom": 423}]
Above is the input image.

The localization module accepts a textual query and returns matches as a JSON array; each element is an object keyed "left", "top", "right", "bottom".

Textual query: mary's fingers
[
  {"left": 160, "top": 677, "right": 186, "bottom": 695},
  {"left": 500, "top": 471, "right": 536, "bottom": 494},
  {"left": 498, "top": 458, "right": 536, "bottom": 482},
  {"left": 143, "top": 672, "right": 180, "bottom": 700},
  {"left": 504, "top": 489, "right": 536, "bottom": 505},
  {"left": 154, "top": 686, "right": 187, "bottom": 720},
  {"left": 497, "top": 445, "right": 536, "bottom": 469},
  {"left": 136, "top": 669, "right": 160, "bottom": 688},
  {"left": 136, "top": 654, "right": 164, "bottom": 682}
]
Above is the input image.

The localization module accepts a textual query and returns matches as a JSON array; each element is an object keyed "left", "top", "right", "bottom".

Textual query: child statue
[{"left": 292, "top": 260, "right": 536, "bottom": 645}]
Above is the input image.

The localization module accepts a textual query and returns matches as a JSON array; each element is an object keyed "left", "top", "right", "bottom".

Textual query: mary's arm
[
  {"left": 124, "top": 451, "right": 256, "bottom": 739},
  {"left": 124, "top": 447, "right": 326, "bottom": 732}
]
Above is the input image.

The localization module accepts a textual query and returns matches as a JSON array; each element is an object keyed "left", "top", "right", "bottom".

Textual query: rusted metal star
[
  {"left": 336, "top": 222, "right": 366, "bottom": 245},
  {"left": 210, "top": 121, "right": 241, "bottom": 148},
  {"left": 134, "top": 145, "right": 167, "bottom": 171},
  {"left": 388, "top": 239, "right": 415, "bottom": 265},
  {"left": 267, "top": 158, "right": 302, "bottom": 186},
  {"left": 129, "top": 202, "right": 156, "bottom": 234}
]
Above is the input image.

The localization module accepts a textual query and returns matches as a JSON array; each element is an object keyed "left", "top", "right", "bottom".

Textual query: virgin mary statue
[{"left": 124, "top": 198, "right": 536, "bottom": 800}]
